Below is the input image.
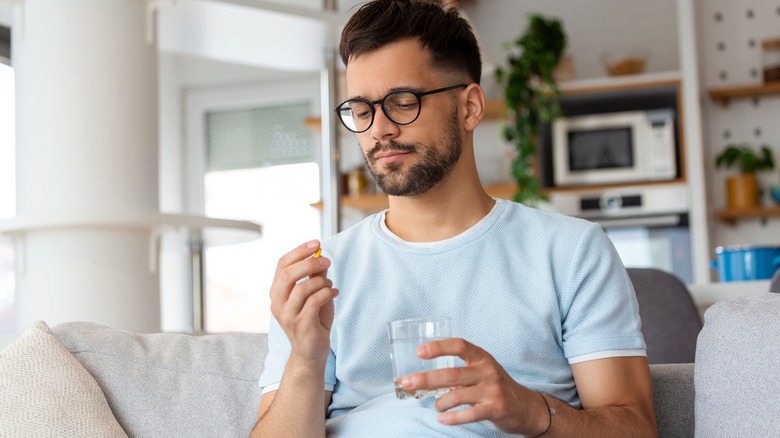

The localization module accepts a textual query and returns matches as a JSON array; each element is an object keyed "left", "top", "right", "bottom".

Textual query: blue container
[{"left": 712, "top": 245, "right": 780, "bottom": 282}]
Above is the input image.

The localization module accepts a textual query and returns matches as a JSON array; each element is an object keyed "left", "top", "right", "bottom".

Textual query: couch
[{"left": 1, "top": 294, "right": 779, "bottom": 438}]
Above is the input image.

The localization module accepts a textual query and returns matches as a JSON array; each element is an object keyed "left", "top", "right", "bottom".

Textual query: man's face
[{"left": 345, "top": 38, "right": 464, "bottom": 197}]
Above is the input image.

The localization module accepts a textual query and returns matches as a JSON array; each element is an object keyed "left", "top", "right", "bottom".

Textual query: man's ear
[{"left": 462, "top": 84, "right": 485, "bottom": 131}]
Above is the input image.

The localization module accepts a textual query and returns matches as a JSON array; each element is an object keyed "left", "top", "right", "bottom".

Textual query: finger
[
  {"left": 298, "top": 286, "right": 339, "bottom": 321},
  {"left": 401, "top": 365, "right": 482, "bottom": 392},
  {"left": 419, "top": 338, "right": 490, "bottom": 364},
  {"left": 271, "top": 256, "right": 331, "bottom": 304},
  {"left": 434, "top": 383, "right": 496, "bottom": 413},
  {"left": 437, "top": 403, "right": 492, "bottom": 426},
  {"left": 283, "top": 276, "right": 334, "bottom": 317},
  {"left": 275, "top": 240, "right": 321, "bottom": 277}
]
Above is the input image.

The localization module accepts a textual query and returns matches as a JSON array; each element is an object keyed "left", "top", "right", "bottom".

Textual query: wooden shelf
[
  {"left": 341, "top": 193, "right": 389, "bottom": 213},
  {"left": 314, "top": 183, "right": 518, "bottom": 214},
  {"left": 483, "top": 100, "right": 506, "bottom": 120},
  {"left": 708, "top": 82, "right": 780, "bottom": 107},
  {"left": 716, "top": 206, "right": 780, "bottom": 225},
  {"left": 541, "top": 178, "right": 688, "bottom": 194}
]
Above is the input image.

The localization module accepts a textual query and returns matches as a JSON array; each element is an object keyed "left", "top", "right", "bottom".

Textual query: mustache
[{"left": 366, "top": 140, "right": 417, "bottom": 162}]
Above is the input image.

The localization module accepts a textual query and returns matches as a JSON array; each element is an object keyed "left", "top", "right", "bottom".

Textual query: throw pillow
[
  {"left": 695, "top": 294, "right": 780, "bottom": 436},
  {"left": 0, "top": 320, "right": 128, "bottom": 438}
]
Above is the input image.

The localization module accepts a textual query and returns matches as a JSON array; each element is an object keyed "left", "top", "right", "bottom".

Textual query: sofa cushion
[
  {"left": 0, "top": 321, "right": 128, "bottom": 437},
  {"left": 650, "top": 363, "right": 694, "bottom": 438},
  {"left": 52, "top": 321, "right": 268, "bottom": 438},
  {"left": 695, "top": 294, "right": 780, "bottom": 436}
]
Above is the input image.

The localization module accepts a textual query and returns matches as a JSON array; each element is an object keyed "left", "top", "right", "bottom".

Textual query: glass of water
[{"left": 388, "top": 317, "right": 455, "bottom": 400}]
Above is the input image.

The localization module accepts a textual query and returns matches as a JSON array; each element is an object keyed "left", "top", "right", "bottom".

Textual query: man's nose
[{"left": 369, "top": 105, "right": 400, "bottom": 141}]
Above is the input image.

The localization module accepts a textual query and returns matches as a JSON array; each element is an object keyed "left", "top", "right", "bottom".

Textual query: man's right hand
[{"left": 270, "top": 240, "right": 338, "bottom": 366}]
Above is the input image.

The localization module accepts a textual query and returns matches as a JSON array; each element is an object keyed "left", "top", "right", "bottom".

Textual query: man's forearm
[
  {"left": 539, "top": 395, "right": 657, "bottom": 438},
  {"left": 251, "top": 356, "right": 328, "bottom": 438}
]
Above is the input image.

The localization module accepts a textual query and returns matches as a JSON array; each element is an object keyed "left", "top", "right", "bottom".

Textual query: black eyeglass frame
[{"left": 333, "top": 83, "right": 468, "bottom": 133}]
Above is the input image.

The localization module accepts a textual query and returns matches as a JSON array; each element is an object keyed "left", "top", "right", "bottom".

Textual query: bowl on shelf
[{"left": 601, "top": 47, "right": 650, "bottom": 76}]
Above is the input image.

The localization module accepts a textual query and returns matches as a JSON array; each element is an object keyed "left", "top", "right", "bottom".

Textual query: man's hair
[{"left": 339, "top": 0, "right": 482, "bottom": 84}]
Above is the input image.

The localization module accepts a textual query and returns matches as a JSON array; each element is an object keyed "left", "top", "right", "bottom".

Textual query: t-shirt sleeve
[
  {"left": 559, "top": 222, "right": 647, "bottom": 360},
  {"left": 258, "top": 317, "right": 337, "bottom": 394}
]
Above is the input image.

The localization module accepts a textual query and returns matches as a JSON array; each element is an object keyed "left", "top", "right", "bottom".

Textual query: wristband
[{"left": 529, "top": 393, "right": 554, "bottom": 438}]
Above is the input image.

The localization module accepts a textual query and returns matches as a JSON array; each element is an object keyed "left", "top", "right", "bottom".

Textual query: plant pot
[{"left": 726, "top": 173, "right": 760, "bottom": 209}]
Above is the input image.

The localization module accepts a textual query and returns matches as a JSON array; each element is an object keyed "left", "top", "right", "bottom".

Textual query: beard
[{"left": 363, "top": 109, "right": 463, "bottom": 197}]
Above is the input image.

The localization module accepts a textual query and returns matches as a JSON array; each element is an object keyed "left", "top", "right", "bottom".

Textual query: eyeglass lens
[{"left": 337, "top": 91, "right": 421, "bottom": 133}]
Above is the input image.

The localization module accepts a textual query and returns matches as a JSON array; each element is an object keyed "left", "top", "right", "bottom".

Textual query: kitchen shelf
[
  {"left": 542, "top": 178, "right": 688, "bottom": 194},
  {"left": 478, "top": 71, "right": 682, "bottom": 120},
  {"left": 716, "top": 206, "right": 780, "bottom": 226},
  {"left": 708, "top": 82, "right": 780, "bottom": 107},
  {"left": 314, "top": 183, "right": 517, "bottom": 214}
]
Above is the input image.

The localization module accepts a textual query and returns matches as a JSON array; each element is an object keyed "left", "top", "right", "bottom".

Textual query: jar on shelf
[
  {"left": 347, "top": 166, "right": 368, "bottom": 198},
  {"left": 761, "top": 37, "right": 780, "bottom": 83}
]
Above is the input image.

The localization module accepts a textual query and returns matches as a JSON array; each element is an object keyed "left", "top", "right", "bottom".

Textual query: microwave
[{"left": 552, "top": 109, "right": 677, "bottom": 186}]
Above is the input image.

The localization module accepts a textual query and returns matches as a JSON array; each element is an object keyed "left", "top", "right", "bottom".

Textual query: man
[{"left": 251, "top": 1, "right": 657, "bottom": 437}]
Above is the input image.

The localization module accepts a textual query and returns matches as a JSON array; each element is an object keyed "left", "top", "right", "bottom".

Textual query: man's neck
[{"left": 383, "top": 171, "right": 495, "bottom": 242}]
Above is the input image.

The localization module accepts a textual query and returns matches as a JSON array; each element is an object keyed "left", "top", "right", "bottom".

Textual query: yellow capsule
[{"left": 313, "top": 247, "right": 322, "bottom": 258}]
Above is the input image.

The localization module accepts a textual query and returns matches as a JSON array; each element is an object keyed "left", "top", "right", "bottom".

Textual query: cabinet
[{"left": 536, "top": 72, "right": 686, "bottom": 191}]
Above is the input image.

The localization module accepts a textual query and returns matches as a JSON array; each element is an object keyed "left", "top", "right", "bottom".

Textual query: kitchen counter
[{"left": 688, "top": 280, "right": 771, "bottom": 318}]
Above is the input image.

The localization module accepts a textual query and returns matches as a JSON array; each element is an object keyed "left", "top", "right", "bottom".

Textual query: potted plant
[
  {"left": 714, "top": 143, "right": 775, "bottom": 209},
  {"left": 495, "top": 14, "right": 567, "bottom": 204}
]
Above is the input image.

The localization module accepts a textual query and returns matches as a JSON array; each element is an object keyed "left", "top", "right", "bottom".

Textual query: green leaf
[
  {"left": 715, "top": 143, "right": 776, "bottom": 173},
  {"left": 497, "top": 13, "right": 567, "bottom": 203}
]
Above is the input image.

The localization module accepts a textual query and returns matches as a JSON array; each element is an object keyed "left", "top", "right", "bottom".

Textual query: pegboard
[
  {"left": 698, "top": 0, "right": 780, "bottom": 244},
  {"left": 699, "top": 1, "right": 780, "bottom": 85}
]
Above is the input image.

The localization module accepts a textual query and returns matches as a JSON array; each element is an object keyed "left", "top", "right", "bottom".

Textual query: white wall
[
  {"left": 461, "top": 0, "right": 680, "bottom": 79},
  {"left": 157, "top": 0, "right": 328, "bottom": 72},
  {"left": 0, "top": 3, "right": 10, "bottom": 27}
]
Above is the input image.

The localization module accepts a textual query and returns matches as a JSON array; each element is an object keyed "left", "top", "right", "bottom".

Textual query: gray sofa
[{"left": 1, "top": 294, "right": 779, "bottom": 437}]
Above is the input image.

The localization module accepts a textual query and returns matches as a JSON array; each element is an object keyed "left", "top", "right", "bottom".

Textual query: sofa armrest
[{"left": 650, "top": 363, "right": 694, "bottom": 438}]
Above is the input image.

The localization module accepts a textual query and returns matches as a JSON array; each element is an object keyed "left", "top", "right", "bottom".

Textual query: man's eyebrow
[{"left": 347, "top": 85, "right": 424, "bottom": 101}]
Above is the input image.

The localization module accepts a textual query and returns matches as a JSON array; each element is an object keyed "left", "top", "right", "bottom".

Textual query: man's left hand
[{"left": 399, "top": 338, "right": 548, "bottom": 435}]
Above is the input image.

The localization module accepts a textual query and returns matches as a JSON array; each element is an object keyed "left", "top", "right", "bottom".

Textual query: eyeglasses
[{"left": 334, "top": 84, "right": 467, "bottom": 133}]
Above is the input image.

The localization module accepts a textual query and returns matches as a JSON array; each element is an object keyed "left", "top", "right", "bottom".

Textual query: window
[
  {"left": 184, "top": 77, "right": 322, "bottom": 333},
  {"left": 203, "top": 103, "right": 321, "bottom": 332}
]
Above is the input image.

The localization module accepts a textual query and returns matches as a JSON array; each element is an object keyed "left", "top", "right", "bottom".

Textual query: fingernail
[
  {"left": 401, "top": 375, "right": 414, "bottom": 388},
  {"left": 307, "top": 240, "right": 319, "bottom": 249},
  {"left": 417, "top": 344, "right": 429, "bottom": 357}
]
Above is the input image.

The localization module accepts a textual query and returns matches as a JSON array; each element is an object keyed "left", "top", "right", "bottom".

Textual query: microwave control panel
[{"left": 645, "top": 110, "right": 677, "bottom": 180}]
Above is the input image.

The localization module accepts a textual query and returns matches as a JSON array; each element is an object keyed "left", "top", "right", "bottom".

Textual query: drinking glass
[{"left": 388, "top": 317, "right": 455, "bottom": 400}]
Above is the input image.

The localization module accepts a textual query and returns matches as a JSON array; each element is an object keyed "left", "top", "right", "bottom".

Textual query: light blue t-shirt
[{"left": 259, "top": 199, "right": 646, "bottom": 437}]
